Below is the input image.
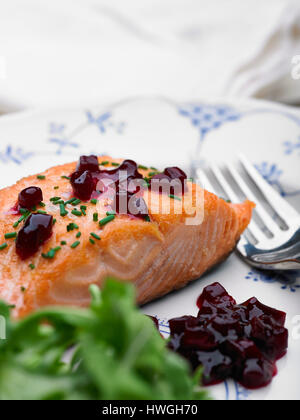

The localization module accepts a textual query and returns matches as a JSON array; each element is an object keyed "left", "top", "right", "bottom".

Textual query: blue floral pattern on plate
[
  {"left": 245, "top": 270, "right": 300, "bottom": 293},
  {"left": 178, "top": 103, "right": 241, "bottom": 141},
  {"left": 0, "top": 145, "right": 34, "bottom": 165}
]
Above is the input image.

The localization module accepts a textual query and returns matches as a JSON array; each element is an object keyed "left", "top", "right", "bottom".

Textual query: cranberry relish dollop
[
  {"left": 18, "top": 186, "right": 43, "bottom": 210},
  {"left": 168, "top": 283, "right": 288, "bottom": 390},
  {"left": 16, "top": 213, "right": 53, "bottom": 260},
  {"left": 70, "top": 156, "right": 188, "bottom": 219},
  {"left": 151, "top": 166, "right": 187, "bottom": 195}
]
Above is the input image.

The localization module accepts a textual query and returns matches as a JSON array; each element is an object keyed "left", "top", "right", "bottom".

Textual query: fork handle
[
  {"left": 245, "top": 254, "right": 300, "bottom": 271},
  {"left": 238, "top": 233, "right": 300, "bottom": 271}
]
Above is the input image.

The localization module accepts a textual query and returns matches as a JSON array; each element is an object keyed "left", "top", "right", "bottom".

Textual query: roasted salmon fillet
[{"left": 0, "top": 156, "right": 254, "bottom": 318}]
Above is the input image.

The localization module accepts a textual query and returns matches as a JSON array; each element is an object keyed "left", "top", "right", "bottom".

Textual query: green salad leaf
[{"left": 0, "top": 279, "right": 209, "bottom": 400}]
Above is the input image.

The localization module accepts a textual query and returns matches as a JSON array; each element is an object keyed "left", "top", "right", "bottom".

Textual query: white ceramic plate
[{"left": 0, "top": 97, "right": 299, "bottom": 400}]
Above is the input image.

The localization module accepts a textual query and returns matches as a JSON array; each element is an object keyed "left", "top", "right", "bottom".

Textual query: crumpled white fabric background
[{"left": 0, "top": 0, "right": 299, "bottom": 112}]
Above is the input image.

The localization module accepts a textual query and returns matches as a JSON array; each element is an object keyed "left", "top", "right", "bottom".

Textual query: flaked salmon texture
[{"left": 0, "top": 156, "right": 254, "bottom": 318}]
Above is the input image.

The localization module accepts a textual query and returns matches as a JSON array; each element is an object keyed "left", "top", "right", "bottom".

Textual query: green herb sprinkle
[
  {"left": 5, "top": 232, "right": 17, "bottom": 239},
  {"left": 99, "top": 215, "right": 115, "bottom": 227},
  {"left": 71, "top": 241, "right": 80, "bottom": 249},
  {"left": 90, "top": 233, "right": 101, "bottom": 240}
]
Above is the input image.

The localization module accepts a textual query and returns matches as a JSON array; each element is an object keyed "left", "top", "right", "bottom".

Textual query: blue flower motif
[
  {"left": 234, "top": 382, "right": 252, "bottom": 400},
  {"left": 283, "top": 137, "right": 300, "bottom": 156},
  {"left": 49, "top": 122, "right": 66, "bottom": 135},
  {"left": 48, "top": 122, "right": 79, "bottom": 155},
  {"left": 178, "top": 103, "right": 241, "bottom": 141},
  {"left": 245, "top": 271, "right": 276, "bottom": 284},
  {"left": 246, "top": 269, "right": 300, "bottom": 293},
  {"left": 155, "top": 316, "right": 170, "bottom": 336},
  {"left": 255, "top": 161, "right": 300, "bottom": 197},
  {"left": 224, "top": 381, "right": 252, "bottom": 400},
  {"left": 0, "top": 145, "right": 33, "bottom": 165},
  {"left": 255, "top": 162, "right": 283, "bottom": 185},
  {"left": 86, "top": 111, "right": 125, "bottom": 134}
]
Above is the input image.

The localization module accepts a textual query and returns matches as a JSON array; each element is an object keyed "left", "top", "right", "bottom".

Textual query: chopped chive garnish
[
  {"left": 0, "top": 243, "right": 8, "bottom": 251},
  {"left": 89, "top": 238, "right": 95, "bottom": 245},
  {"left": 65, "top": 197, "right": 77, "bottom": 205},
  {"left": 76, "top": 232, "right": 81, "bottom": 238},
  {"left": 21, "top": 286, "right": 26, "bottom": 292},
  {"left": 39, "top": 202, "right": 46, "bottom": 207},
  {"left": 37, "top": 210, "right": 47, "bottom": 215},
  {"left": 144, "top": 215, "right": 151, "bottom": 222},
  {"left": 80, "top": 206, "right": 87, "bottom": 216},
  {"left": 71, "top": 241, "right": 80, "bottom": 249},
  {"left": 28, "top": 264, "right": 35, "bottom": 270},
  {"left": 32, "top": 206, "right": 37, "bottom": 211},
  {"left": 13, "top": 211, "right": 30, "bottom": 227},
  {"left": 8, "top": 305, "right": 16, "bottom": 309},
  {"left": 71, "top": 209, "right": 82, "bottom": 217},
  {"left": 50, "top": 198, "right": 63, "bottom": 204},
  {"left": 42, "top": 246, "right": 61, "bottom": 259},
  {"left": 67, "top": 223, "right": 79, "bottom": 232},
  {"left": 60, "top": 203, "right": 68, "bottom": 217},
  {"left": 19, "top": 208, "right": 28, "bottom": 215},
  {"left": 45, "top": 249, "right": 55, "bottom": 259},
  {"left": 90, "top": 233, "right": 101, "bottom": 240},
  {"left": 93, "top": 213, "right": 98, "bottom": 222},
  {"left": 49, "top": 249, "right": 56, "bottom": 258},
  {"left": 138, "top": 165, "right": 148, "bottom": 170},
  {"left": 90, "top": 199, "right": 98, "bottom": 205},
  {"left": 16, "top": 214, "right": 29, "bottom": 225},
  {"left": 61, "top": 241, "right": 67, "bottom": 245},
  {"left": 169, "top": 194, "right": 182, "bottom": 201},
  {"left": 54, "top": 186, "right": 59, "bottom": 190},
  {"left": 50, "top": 197, "right": 61, "bottom": 202},
  {"left": 61, "top": 176, "right": 70, "bottom": 180},
  {"left": 150, "top": 167, "right": 158, "bottom": 171},
  {"left": 111, "top": 162, "right": 119, "bottom": 167},
  {"left": 99, "top": 215, "right": 115, "bottom": 227},
  {"left": 53, "top": 218, "right": 57, "bottom": 225},
  {"left": 106, "top": 211, "right": 116, "bottom": 216},
  {"left": 148, "top": 172, "right": 158, "bottom": 177},
  {"left": 4, "top": 232, "right": 17, "bottom": 239},
  {"left": 100, "top": 161, "right": 109, "bottom": 166},
  {"left": 72, "top": 199, "right": 81, "bottom": 206},
  {"left": 37, "top": 175, "right": 46, "bottom": 180}
]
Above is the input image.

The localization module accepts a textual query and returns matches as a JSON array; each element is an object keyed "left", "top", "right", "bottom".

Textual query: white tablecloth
[{"left": 0, "top": 0, "right": 299, "bottom": 112}]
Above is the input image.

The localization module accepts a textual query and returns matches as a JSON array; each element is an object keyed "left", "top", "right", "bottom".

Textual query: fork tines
[{"left": 196, "top": 155, "right": 300, "bottom": 249}]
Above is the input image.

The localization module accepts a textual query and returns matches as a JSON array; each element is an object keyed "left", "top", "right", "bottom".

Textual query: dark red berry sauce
[
  {"left": 151, "top": 166, "right": 187, "bottom": 195},
  {"left": 70, "top": 170, "right": 95, "bottom": 201},
  {"left": 168, "top": 283, "right": 288, "bottom": 390},
  {"left": 70, "top": 156, "right": 187, "bottom": 220},
  {"left": 70, "top": 157, "right": 150, "bottom": 219},
  {"left": 18, "top": 187, "right": 43, "bottom": 210},
  {"left": 16, "top": 213, "right": 53, "bottom": 259},
  {"left": 76, "top": 155, "right": 100, "bottom": 173}
]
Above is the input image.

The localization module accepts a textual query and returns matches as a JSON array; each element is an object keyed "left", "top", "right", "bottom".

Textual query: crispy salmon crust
[{"left": 0, "top": 157, "right": 254, "bottom": 318}]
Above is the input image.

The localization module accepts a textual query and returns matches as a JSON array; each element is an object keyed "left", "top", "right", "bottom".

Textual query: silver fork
[{"left": 197, "top": 155, "right": 300, "bottom": 271}]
